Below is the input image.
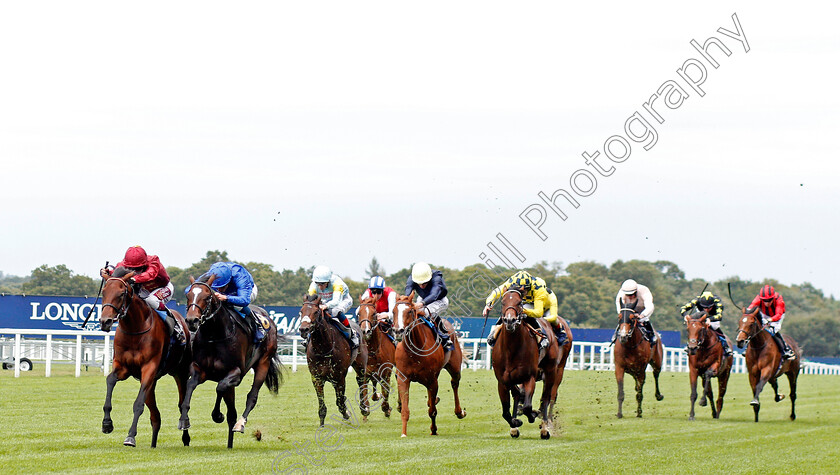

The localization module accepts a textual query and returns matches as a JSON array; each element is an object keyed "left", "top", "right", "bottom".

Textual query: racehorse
[
  {"left": 684, "top": 312, "right": 733, "bottom": 420},
  {"left": 614, "top": 302, "right": 664, "bottom": 418},
  {"left": 735, "top": 306, "right": 800, "bottom": 422},
  {"left": 178, "top": 275, "right": 283, "bottom": 448},
  {"left": 393, "top": 291, "right": 466, "bottom": 437},
  {"left": 100, "top": 267, "right": 192, "bottom": 448},
  {"left": 299, "top": 294, "right": 370, "bottom": 426},
  {"left": 491, "top": 289, "right": 572, "bottom": 439},
  {"left": 357, "top": 295, "right": 397, "bottom": 419}
]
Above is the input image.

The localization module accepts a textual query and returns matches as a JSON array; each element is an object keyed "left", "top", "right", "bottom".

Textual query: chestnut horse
[
  {"left": 100, "top": 268, "right": 192, "bottom": 448},
  {"left": 684, "top": 312, "right": 733, "bottom": 420},
  {"left": 393, "top": 291, "right": 466, "bottom": 437},
  {"left": 735, "top": 306, "right": 800, "bottom": 422},
  {"left": 179, "top": 275, "right": 283, "bottom": 448},
  {"left": 614, "top": 303, "right": 664, "bottom": 418},
  {"left": 299, "top": 294, "right": 370, "bottom": 427},
  {"left": 357, "top": 296, "right": 397, "bottom": 419},
  {"left": 492, "top": 289, "right": 572, "bottom": 439}
]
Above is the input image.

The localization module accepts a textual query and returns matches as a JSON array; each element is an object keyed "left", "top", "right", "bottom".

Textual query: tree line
[{"left": 2, "top": 252, "right": 838, "bottom": 357}]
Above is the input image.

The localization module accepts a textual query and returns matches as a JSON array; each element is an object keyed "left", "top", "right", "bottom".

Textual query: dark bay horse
[
  {"left": 299, "top": 294, "right": 370, "bottom": 426},
  {"left": 614, "top": 303, "right": 664, "bottom": 418},
  {"left": 684, "top": 312, "right": 733, "bottom": 420},
  {"left": 393, "top": 291, "right": 466, "bottom": 437},
  {"left": 100, "top": 268, "right": 192, "bottom": 448},
  {"left": 357, "top": 295, "right": 397, "bottom": 419},
  {"left": 179, "top": 275, "right": 283, "bottom": 448},
  {"left": 735, "top": 306, "right": 800, "bottom": 422},
  {"left": 491, "top": 289, "right": 572, "bottom": 439}
]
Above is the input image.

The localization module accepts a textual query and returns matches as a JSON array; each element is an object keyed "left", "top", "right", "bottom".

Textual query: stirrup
[
  {"left": 441, "top": 337, "right": 453, "bottom": 352},
  {"left": 486, "top": 335, "right": 496, "bottom": 347},
  {"left": 538, "top": 337, "right": 549, "bottom": 350}
]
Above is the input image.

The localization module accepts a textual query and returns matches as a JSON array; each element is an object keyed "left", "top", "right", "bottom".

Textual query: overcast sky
[{"left": 1, "top": 2, "right": 839, "bottom": 298}]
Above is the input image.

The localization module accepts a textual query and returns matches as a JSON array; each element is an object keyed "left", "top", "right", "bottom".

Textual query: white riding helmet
[
  {"left": 620, "top": 279, "right": 638, "bottom": 295},
  {"left": 312, "top": 265, "right": 332, "bottom": 283},
  {"left": 411, "top": 262, "right": 432, "bottom": 284}
]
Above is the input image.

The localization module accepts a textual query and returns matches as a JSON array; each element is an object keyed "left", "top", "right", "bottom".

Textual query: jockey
[
  {"left": 404, "top": 262, "right": 452, "bottom": 352},
  {"left": 613, "top": 279, "right": 658, "bottom": 344},
  {"left": 749, "top": 285, "right": 795, "bottom": 359},
  {"left": 360, "top": 275, "right": 396, "bottom": 337},
  {"left": 100, "top": 245, "right": 183, "bottom": 343},
  {"left": 681, "top": 291, "right": 733, "bottom": 356},
  {"left": 307, "top": 265, "right": 358, "bottom": 350},
  {"left": 482, "top": 270, "right": 567, "bottom": 350},
  {"left": 199, "top": 262, "right": 265, "bottom": 343}
]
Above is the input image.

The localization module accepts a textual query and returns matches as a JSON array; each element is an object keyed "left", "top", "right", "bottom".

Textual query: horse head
[
  {"left": 500, "top": 288, "right": 524, "bottom": 332},
  {"left": 736, "top": 306, "right": 762, "bottom": 349},
  {"left": 100, "top": 268, "right": 138, "bottom": 333},
  {"left": 684, "top": 311, "right": 708, "bottom": 355},
  {"left": 392, "top": 291, "right": 417, "bottom": 342},
  {"left": 184, "top": 274, "right": 220, "bottom": 332},
  {"left": 357, "top": 294, "right": 379, "bottom": 341},
  {"left": 298, "top": 294, "right": 323, "bottom": 341},
  {"left": 617, "top": 303, "right": 639, "bottom": 344}
]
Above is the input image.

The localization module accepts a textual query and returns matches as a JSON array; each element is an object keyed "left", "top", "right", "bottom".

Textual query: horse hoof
[
  {"left": 401, "top": 433, "right": 407, "bottom": 438},
  {"left": 457, "top": 409, "right": 466, "bottom": 419},
  {"left": 102, "top": 421, "right": 114, "bottom": 434},
  {"left": 617, "top": 413, "right": 623, "bottom": 419},
  {"left": 656, "top": 394, "right": 664, "bottom": 401},
  {"left": 540, "top": 429, "right": 551, "bottom": 440},
  {"left": 510, "top": 428, "right": 520, "bottom": 438},
  {"left": 699, "top": 399, "right": 707, "bottom": 407},
  {"left": 178, "top": 420, "right": 190, "bottom": 431},
  {"left": 636, "top": 413, "right": 643, "bottom": 418},
  {"left": 123, "top": 437, "right": 136, "bottom": 447},
  {"left": 233, "top": 417, "right": 246, "bottom": 433},
  {"left": 212, "top": 412, "right": 224, "bottom": 424},
  {"left": 689, "top": 416, "right": 695, "bottom": 421},
  {"left": 790, "top": 414, "right": 796, "bottom": 421},
  {"left": 749, "top": 399, "right": 760, "bottom": 407},
  {"left": 512, "top": 418, "right": 523, "bottom": 428},
  {"left": 775, "top": 395, "right": 785, "bottom": 402},
  {"left": 372, "top": 392, "right": 381, "bottom": 401}
]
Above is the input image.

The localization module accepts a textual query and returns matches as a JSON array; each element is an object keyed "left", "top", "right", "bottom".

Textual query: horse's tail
[{"left": 266, "top": 332, "right": 286, "bottom": 394}]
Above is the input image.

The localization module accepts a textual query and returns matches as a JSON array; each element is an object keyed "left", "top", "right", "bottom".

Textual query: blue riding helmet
[
  {"left": 209, "top": 264, "right": 232, "bottom": 289},
  {"left": 369, "top": 275, "right": 385, "bottom": 290}
]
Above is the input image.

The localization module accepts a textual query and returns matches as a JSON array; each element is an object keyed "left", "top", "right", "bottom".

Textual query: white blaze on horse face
[
  {"left": 301, "top": 316, "right": 311, "bottom": 324},
  {"left": 190, "top": 286, "right": 203, "bottom": 306},
  {"left": 742, "top": 317, "right": 748, "bottom": 323},
  {"left": 395, "top": 303, "right": 407, "bottom": 329}
]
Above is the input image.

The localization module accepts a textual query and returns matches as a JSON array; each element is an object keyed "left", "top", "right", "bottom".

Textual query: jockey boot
[
  {"left": 774, "top": 332, "right": 795, "bottom": 359},
  {"left": 350, "top": 329, "right": 360, "bottom": 351},
  {"left": 642, "top": 321, "right": 657, "bottom": 344},
  {"left": 537, "top": 329, "right": 549, "bottom": 351},
  {"left": 716, "top": 329, "right": 733, "bottom": 357},
  {"left": 552, "top": 322, "right": 567, "bottom": 346},
  {"left": 252, "top": 313, "right": 266, "bottom": 344},
  {"left": 435, "top": 316, "right": 453, "bottom": 352},
  {"left": 486, "top": 319, "right": 502, "bottom": 346}
]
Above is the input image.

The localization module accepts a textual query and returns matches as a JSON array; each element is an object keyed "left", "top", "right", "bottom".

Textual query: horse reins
[
  {"left": 358, "top": 302, "right": 380, "bottom": 332},
  {"left": 186, "top": 281, "right": 222, "bottom": 325}
]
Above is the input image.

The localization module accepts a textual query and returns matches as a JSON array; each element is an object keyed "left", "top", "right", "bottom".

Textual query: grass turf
[{"left": 1, "top": 363, "right": 838, "bottom": 474}]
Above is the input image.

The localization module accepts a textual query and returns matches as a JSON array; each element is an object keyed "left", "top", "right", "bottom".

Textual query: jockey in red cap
[
  {"left": 101, "top": 246, "right": 173, "bottom": 313},
  {"left": 749, "top": 285, "right": 795, "bottom": 359}
]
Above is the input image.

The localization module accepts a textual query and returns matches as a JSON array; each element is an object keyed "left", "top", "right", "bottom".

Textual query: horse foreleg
[
  {"left": 703, "top": 371, "right": 717, "bottom": 419},
  {"left": 174, "top": 369, "right": 192, "bottom": 446},
  {"left": 312, "top": 376, "right": 327, "bottom": 427},
  {"left": 634, "top": 372, "right": 646, "bottom": 418},
  {"left": 522, "top": 378, "right": 538, "bottom": 424},
  {"left": 145, "top": 385, "right": 161, "bottom": 448},
  {"left": 354, "top": 367, "right": 371, "bottom": 419},
  {"left": 716, "top": 370, "right": 731, "bottom": 419},
  {"left": 236, "top": 357, "right": 271, "bottom": 433},
  {"left": 179, "top": 365, "right": 204, "bottom": 432},
  {"left": 216, "top": 368, "right": 242, "bottom": 427},
  {"left": 615, "top": 367, "right": 625, "bottom": 419},
  {"left": 125, "top": 366, "right": 156, "bottom": 447},
  {"left": 380, "top": 367, "right": 393, "bottom": 417},
  {"left": 688, "top": 367, "right": 699, "bottom": 421},
  {"left": 334, "top": 379, "right": 349, "bottom": 420},
  {"left": 222, "top": 387, "right": 237, "bottom": 449},
  {"left": 538, "top": 371, "right": 558, "bottom": 440},
  {"left": 445, "top": 360, "right": 466, "bottom": 419},
  {"left": 652, "top": 358, "right": 664, "bottom": 402},
  {"left": 427, "top": 379, "right": 440, "bottom": 436},
  {"left": 787, "top": 370, "right": 798, "bottom": 421},
  {"left": 770, "top": 377, "right": 784, "bottom": 403},
  {"left": 498, "top": 382, "right": 518, "bottom": 437},
  {"left": 398, "top": 378, "right": 410, "bottom": 437},
  {"left": 102, "top": 366, "right": 128, "bottom": 434}
]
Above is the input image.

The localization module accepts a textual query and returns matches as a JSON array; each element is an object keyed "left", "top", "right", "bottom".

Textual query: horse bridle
[
  {"left": 736, "top": 310, "right": 764, "bottom": 343},
  {"left": 102, "top": 278, "right": 152, "bottom": 335},
  {"left": 186, "top": 281, "right": 222, "bottom": 325},
  {"left": 501, "top": 290, "right": 524, "bottom": 321},
  {"left": 358, "top": 302, "right": 380, "bottom": 332}
]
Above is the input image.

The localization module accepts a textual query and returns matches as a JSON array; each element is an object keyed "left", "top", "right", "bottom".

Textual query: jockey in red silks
[
  {"left": 749, "top": 285, "right": 795, "bottom": 359},
  {"left": 100, "top": 245, "right": 184, "bottom": 342},
  {"left": 360, "top": 275, "right": 397, "bottom": 337}
]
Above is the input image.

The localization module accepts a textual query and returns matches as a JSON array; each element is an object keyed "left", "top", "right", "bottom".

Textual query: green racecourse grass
[{"left": 1, "top": 364, "right": 838, "bottom": 474}]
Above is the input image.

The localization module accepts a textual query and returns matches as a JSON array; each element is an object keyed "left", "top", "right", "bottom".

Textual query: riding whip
[
  {"left": 82, "top": 260, "right": 109, "bottom": 327},
  {"left": 727, "top": 282, "right": 743, "bottom": 311}
]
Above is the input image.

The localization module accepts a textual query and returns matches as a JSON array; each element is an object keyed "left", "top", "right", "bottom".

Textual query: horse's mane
[
  {"left": 304, "top": 293, "right": 319, "bottom": 303},
  {"left": 112, "top": 267, "right": 132, "bottom": 278}
]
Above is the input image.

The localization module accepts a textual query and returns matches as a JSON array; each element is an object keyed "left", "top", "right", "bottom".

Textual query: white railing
[{"left": 3, "top": 329, "right": 839, "bottom": 377}]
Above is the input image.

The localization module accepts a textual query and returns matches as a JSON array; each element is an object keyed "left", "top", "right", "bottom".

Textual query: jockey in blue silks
[{"left": 198, "top": 262, "right": 265, "bottom": 343}]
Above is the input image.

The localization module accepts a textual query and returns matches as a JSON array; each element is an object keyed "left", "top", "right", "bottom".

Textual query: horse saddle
[{"left": 158, "top": 308, "right": 186, "bottom": 346}]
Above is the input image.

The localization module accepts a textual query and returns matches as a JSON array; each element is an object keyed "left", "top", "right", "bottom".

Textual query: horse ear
[
  {"left": 408, "top": 290, "right": 415, "bottom": 302},
  {"left": 123, "top": 271, "right": 136, "bottom": 281},
  {"left": 189, "top": 276, "right": 195, "bottom": 284},
  {"left": 207, "top": 274, "right": 216, "bottom": 286}
]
